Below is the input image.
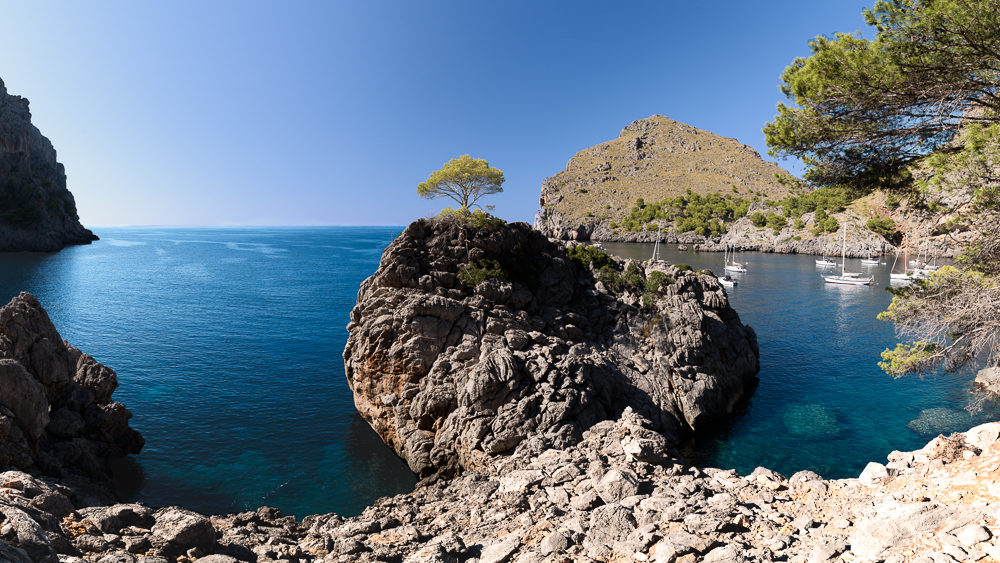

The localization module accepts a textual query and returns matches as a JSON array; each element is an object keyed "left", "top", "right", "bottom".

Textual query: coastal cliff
[
  {"left": 0, "top": 78, "right": 97, "bottom": 252},
  {"left": 343, "top": 217, "right": 760, "bottom": 479}
]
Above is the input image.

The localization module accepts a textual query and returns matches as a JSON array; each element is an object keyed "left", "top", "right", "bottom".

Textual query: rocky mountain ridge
[
  {"left": 534, "top": 115, "right": 800, "bottom": 242},
  {"left": 0, "top": 77, "right": 97, "bottom": 252}
]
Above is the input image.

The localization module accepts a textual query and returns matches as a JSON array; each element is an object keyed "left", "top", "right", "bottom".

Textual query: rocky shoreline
[
  {"left": 2, "top": 220, "right": 999, "bottom": 563},
  {"left": 4, "top": 402, "right": 1000, "bottom": 563}
]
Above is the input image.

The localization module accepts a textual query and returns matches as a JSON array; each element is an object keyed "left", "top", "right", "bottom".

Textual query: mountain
[
  {"left": 534, "top": 115, "right": 801, "bottom": 241},
  {"left": 0, "top": 77, "right": 97, "bottom": 252}
]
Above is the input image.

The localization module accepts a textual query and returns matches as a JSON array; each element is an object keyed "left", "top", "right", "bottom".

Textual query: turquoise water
[
  {"left": 0, "top": 227, "right": 416, "bottom": 518},
  {"left": 0, "top": 230, "right": 993, "bottom": 519},
  {"left": 602, "top": 241, "right": 998, "bottom": 479}
]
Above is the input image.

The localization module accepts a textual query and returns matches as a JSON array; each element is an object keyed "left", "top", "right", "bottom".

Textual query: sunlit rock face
[{"left": 344, "top": 216, "right": 760, "bottom": 478}]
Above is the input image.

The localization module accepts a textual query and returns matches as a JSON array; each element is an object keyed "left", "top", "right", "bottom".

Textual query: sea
[{"left": 0, "top": 227, "right": 994, "bottom": 519}]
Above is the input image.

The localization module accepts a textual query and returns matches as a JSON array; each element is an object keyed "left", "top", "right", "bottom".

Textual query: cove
[{"left": 600, "top": 241, "right": 999, "bottom": 479}]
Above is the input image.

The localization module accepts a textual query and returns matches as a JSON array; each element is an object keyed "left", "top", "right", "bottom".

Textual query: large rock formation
[
  {"left": 0, "top": 77, "right": 97, "bottom": 252},
  {"left": 0, "top": 292, "right": 143, "bottom": 487},
  {"left": 534, "top": 115, "right": 799, "bottom": 241},
  {"left": 343, "top": 217, "right": 760, "bottom": 479}
]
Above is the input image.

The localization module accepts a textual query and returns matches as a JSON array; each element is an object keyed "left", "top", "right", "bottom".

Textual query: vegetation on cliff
[
  {"left": 763, "top": 0, "right": 1000, "bottom": 375},
  {"left": 535, "top": 115, "right": 802, "bottom": 239}
]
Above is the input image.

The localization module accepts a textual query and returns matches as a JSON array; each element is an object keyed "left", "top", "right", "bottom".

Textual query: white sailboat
[
  {"left": 717, "top": 274, "right": 737, "bottom": 287},
  {"left": 825, "top": 227, "right": 873, "bottom": 285},
  {"left": 725, "top": 245, "right": 747, "bottom": 273},
  {"left": 815, "top": 254, "right": 837, "bottom": 266},
  {"left": 860, "top": 250, "right": 880, "bottom": 266},
  {"left": 891, "top": 227, "right": 922, "bottom": 282},
  {"left": 650, "top": 227, "right": 664, "bottom": 263}
]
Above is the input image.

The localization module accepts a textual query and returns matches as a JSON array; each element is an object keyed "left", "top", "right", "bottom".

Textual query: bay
[
  {"left": 0, "top": 228, "right": 993, "bottom": 519},
  {"left": 602, "top": 241, "right": 998, "bottom": 479},
  {"left": 0, "top": 227, "right": 416, "bottom": 518}
]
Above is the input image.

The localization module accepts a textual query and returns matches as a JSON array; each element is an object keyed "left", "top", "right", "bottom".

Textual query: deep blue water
[
  {"left": 0, "top": 230, "right": 993, "bottom": 519},
  {"left": 602, "top": 241, "right": 999, "bottom": 480},
  {"left": 0, "top": 227, "right": 416, "bottom": 519}
]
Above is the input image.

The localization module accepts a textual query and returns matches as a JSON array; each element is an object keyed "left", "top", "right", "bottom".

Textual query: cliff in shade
[
  {"left": 0, "top": 77, "right": 97, "bottom": 252},
  {"left": 534, "top": 115, "right": 800, "bottom": 242},
  {"left": 344, "top": 217, "right": 761, "bottom": 479}
]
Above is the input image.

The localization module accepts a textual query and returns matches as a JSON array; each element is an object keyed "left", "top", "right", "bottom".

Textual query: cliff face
[
  {"left": 0, "top": 77, "right": 97, "bottom": 252},
  {"left": 343, "top": 217, "right": 760, "bottom": 479},
  {"left": 534, "top": 115, "right": 799, "bottom": 241}
]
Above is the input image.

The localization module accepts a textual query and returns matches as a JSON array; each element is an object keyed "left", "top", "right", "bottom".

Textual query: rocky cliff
[
  {"left": 534, "top": 115, "right": 799, "bottom": 241},
  {"left": 0, "top": 77, "right": 97, "bottom": 252},
  {"left": 344, "top": 217, "right": 760, "bottom": 479}
]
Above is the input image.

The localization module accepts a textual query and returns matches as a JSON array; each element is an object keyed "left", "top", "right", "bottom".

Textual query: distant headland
[{"left": 0, "top": 77, "right": 97, "bottom": 252}]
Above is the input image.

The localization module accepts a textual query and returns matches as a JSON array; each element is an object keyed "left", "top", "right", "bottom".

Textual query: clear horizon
[{"left": 2, "top": 1, "right": 873, "bottom": 227}]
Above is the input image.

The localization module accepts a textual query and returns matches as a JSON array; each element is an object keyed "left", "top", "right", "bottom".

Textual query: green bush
[
  {"left": 641, "top": 294, "right": 655, "bottom": 311},
  {"left": 749, "top": 212, "right": 767, "bottom": 227},
  {"left": 457, "top": 259, "right": 506, "bottom": 287},
  {"left": 578, "top": 188, "right": 589, "bottom": 194},
  {"left": 568, "top": 244, "right": 616, "bottom": 271},
  {"left": 675, "top": 263, "right": 693, "bottom": 272},
  {"left": 866, "top": 216, "right": 901, "bottom": 242},
  {"left": 794, "top": 218, "right": 805, "bottom": 230},
  {"left": 885, "top": 194, "right": 900, "bottom": 208},
  {"left": 766, "top": 212, "right": 787, "bottom": 230},
  {"left": 645, "top": 271, "right": 675, "bottom": 293},
  {"left": 624, "top": 262, "right": 645, "bottom": 289}
]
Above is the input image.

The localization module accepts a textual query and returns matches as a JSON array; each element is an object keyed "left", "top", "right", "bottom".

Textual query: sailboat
[
  {"left": 651, "top": 227, "right": 664, "bottom": 263},
  {"left": 815, "top": 252, "right": 837, "bottom": 267},
  {"left": 860, "top": 250, "right": 880, "bottom": 266},
  {"left": 825, "top": 227, "right": 873, "bottom": 285},
  {"left": 725, "top": 245, "right": 747, "bottom": 273},
  {"left": 890, "top": 226, "right": 918, "bottom": 282}
]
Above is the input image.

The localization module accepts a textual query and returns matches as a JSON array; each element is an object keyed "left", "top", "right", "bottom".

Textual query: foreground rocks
[
  {"left": 6, "top": 407, "right": 1000, "bottom": 563},
  {"left": 0, "top": 292, "right": 143, "bottom": 485},
  {"left": 0, "top": 77, "right": 98, "bottom": 252},
  {"left": 343, "top": 217, "right": 760, "bottom": 478}
]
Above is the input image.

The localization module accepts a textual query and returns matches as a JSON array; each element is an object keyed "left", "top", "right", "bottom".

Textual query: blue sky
[{"left": 0, "top": 1, "right": 871, "bottom": 226}]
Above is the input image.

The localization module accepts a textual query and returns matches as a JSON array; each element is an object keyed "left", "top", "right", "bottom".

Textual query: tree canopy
[
  {"left": 763, "top": 0, "right": 1000, "bottom": 191},
  {"left": 417, "top": 155, "right": 505, "bottom": 210},
  {"left": 765, "top": 0, "right": 1000, "bottom": 377}
]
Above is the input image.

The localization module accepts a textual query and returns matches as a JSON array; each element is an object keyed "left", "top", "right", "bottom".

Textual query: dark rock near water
[
  {"left": 344, "top": 217, "right": 760, "bottom": 478},
  {"left": 0, "top": 77, "right": 97, "bottom": 252},
  {"left": 0, "top": 292, "right": 143, "bottom": 484}
]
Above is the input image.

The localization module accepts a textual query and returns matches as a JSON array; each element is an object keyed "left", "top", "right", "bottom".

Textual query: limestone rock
[{"left": 344, "top": 217, "right": 759, "bottom": 477}]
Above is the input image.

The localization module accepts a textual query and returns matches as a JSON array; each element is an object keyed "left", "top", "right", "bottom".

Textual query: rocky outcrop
[
  {"left": 0, "top": 77, "right": 97, "bottom": 252},
  {"left": 0, "top": 292, "right": 143, "bottom": 486},
  {"left": 344, "top": 217, "right": 760, "bottom": 479},
  {"left": 534, "top": 115, "right": 799, "bottom": 241}
]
